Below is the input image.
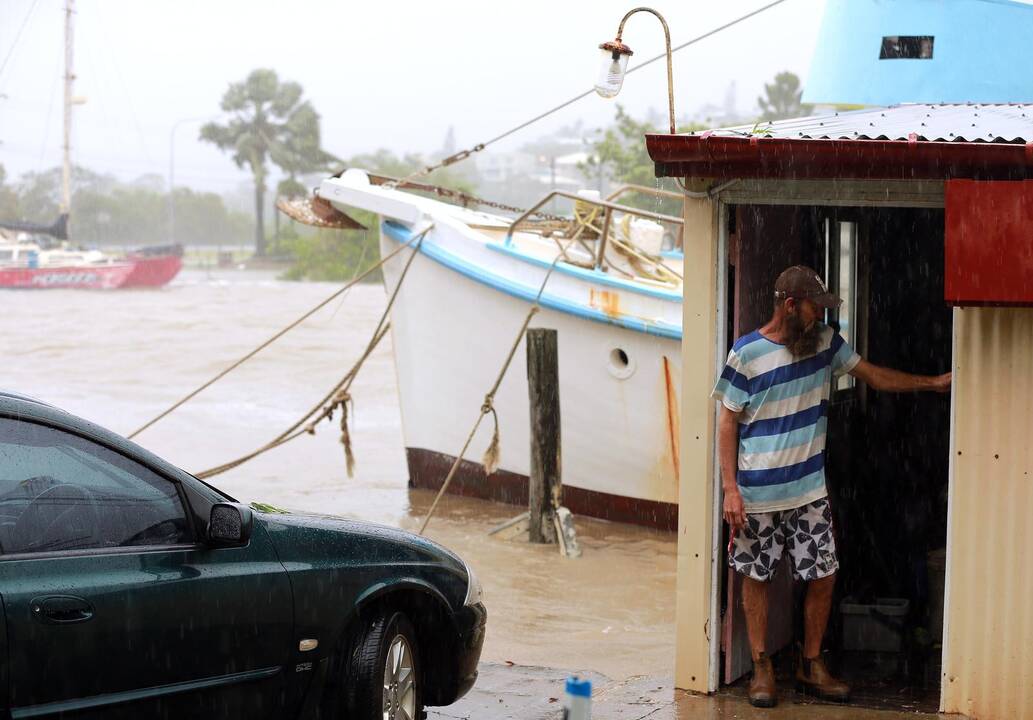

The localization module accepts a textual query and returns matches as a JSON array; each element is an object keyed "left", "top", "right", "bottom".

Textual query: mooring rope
[
  {"left": 418, "top": 255, "right": 562, "bottom": 535},
  {"left": 127, "top": 229, "right": 426, "bottom": 440},
  {"left": 193, "top": 225, "right": 432, "bottom": 480},
  {"left": 194, "top": 322, "right": 390, "bottom": 480}
]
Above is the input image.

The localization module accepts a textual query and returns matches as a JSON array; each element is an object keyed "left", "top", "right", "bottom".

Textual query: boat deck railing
[
  {"left": 509, "top": 189, "right": 683, "bottom": 272},
  {"left": 605, "top": 183, "right": 684, "bottom": 206},
  {"left": 360, "top": 171, "right": 685, "bottom": 275}
]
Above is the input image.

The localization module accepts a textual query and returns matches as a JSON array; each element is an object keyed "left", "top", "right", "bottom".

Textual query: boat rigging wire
[
  {"left": 0, "top": 0, "right": 42, "bottom": 84},
  {"left": 93, "top": 0, "right": 155, "bottom": 166},
  {"left": 126, "top": 227, "right": 428, "bottom": 441},
  {"left": 388, "top": 0, "right": 789, "bottom": 188}
]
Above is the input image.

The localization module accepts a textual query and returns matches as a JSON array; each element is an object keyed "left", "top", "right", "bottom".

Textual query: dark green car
[{"left": 0, "top": 391, "right": 486, "bottom": 719}]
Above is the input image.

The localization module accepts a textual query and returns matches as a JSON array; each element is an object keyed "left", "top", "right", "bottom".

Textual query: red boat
[
  {"left": 0, "top": 229, "right": 183, "bottom": 290},
  {"left": 0, "top": 5, "right": 185, "bottom": 291},
  {"left": 0, "top": 262, "right": 137, "bottom": 289},
  {"left": 121, "top": 245, "right": 184, "bottom": 288}
]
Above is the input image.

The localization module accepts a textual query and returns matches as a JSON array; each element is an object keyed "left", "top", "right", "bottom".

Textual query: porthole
[{"left": 607, "top": 347, "right": 636, "bottom": 379}]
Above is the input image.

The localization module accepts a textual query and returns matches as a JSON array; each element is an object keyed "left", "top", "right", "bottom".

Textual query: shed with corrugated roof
[{"left": 649, "top": 102, "right": 1033, "bottom": 719}]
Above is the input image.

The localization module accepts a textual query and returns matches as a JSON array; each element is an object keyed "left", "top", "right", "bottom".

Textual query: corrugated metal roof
[{"left": 694, "top": 104, "right": 1033, "bottom": 144}]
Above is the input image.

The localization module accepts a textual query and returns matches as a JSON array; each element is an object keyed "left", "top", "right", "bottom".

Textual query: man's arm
[
  {"left": 718, "top": 405, "right": 747, "bottom": 531},
  {"left": 849, "top": 358, "right": 952, "bottom": 393}
]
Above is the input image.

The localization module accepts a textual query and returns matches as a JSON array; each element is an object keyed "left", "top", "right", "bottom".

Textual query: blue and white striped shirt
[{"left": 711, "top": 323, "right": 860, "bottom": 513}]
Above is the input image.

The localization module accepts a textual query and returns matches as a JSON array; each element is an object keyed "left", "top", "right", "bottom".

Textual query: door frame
[
  {"left": 702, "top": 179, "right": 952, "bottom": 694},
  {"left": 708, "top": 197, "right": 729, "bottom": 691}
]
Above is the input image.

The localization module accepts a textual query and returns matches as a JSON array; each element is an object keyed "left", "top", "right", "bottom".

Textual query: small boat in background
[
  {"left": 0, "top": 2, "right": 182, "bottom": 291},
  {"left": 0, "top": 227, "right": 182, "bottom": 289}
]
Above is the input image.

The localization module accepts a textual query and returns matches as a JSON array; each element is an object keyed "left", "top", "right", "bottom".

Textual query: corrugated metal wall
[{"left": 943, "top": 307, "right": 1033, "bottom": 718}]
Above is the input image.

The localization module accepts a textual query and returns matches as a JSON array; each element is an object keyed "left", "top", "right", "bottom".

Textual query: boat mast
[{"left": 60, "top": 0, "right": 75, "bottom": 215}]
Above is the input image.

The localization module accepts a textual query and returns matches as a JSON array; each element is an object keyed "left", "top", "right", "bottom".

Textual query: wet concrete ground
[{"left": 428, "top": 663, "right": 944, "bottom": 720}]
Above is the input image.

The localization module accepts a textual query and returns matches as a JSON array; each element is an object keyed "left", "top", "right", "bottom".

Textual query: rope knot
[
  {"left": 481, "top": 403, "right": 501, "bottom": 476},
  {"left": 332, "top": 392, "right": 356, "bottom": 478}
]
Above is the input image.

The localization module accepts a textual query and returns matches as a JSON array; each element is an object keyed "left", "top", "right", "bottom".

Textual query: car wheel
[{"left": 346, "top": 610, "right": 423, "bottom": 720}]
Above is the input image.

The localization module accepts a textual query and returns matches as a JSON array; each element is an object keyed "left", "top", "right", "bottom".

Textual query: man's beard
[{"left": 785, "top": 313, "right": 821, "bottom": 357}]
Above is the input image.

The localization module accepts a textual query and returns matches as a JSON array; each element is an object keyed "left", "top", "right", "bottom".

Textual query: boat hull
[
  {"left": 407, "top": 448, "right": 678, "bottom": 530},
  {"left": 121, "top": 254, "right": 182, "bottom": 287},
  {"left": 379, "top": 222, "right": 682, "bottom": 530},
  {"left": 0, "top": 263, "right": 136, "bottom": 289}
]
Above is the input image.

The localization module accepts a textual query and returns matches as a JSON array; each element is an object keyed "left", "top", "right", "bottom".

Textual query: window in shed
[
  {"left": 825, "top": 219, "right": 858, "bottom": 391},
  {"left": 880, "top": 36, "right": 934, "bottom": 59}
]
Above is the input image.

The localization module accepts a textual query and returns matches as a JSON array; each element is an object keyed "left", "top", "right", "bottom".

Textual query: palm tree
[{"left": 201, "top": 69, "right": 335, "bottom": 256}]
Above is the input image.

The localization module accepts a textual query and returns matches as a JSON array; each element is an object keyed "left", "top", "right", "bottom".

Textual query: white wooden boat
[{"left": 320, "top": 169, "right": 684, "bottom": 529}]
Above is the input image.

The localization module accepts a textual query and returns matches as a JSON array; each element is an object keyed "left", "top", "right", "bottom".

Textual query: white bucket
[{"left": 628, "top": 218, "right": 665, "bottom": 256}]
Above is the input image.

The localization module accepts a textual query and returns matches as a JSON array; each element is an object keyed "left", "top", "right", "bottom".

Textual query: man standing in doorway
[{"left": 712, "top": 265, "right": 951, "bottom": 708}]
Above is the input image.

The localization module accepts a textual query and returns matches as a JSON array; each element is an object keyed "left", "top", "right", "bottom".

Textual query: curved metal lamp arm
[{"left": 615, "top": 7, "right": 676, "bottom": 134}]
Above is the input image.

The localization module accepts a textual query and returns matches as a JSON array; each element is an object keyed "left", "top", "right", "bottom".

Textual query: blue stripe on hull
[
  {"left": 382, "top": 221, "right": 683, "bottom": 340},
  {"left": 490, "top": 240, "right": 682, "bottom": 301}
]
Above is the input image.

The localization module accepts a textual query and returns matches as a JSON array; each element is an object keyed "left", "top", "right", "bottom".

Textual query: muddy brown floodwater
[{"left": 3, "top": 268, "right": 677, "bottom": 680}]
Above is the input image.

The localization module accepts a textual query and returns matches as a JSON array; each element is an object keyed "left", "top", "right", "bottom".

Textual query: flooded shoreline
[{"left": 3, "top": 268, "right": 676, "bottom": 679}]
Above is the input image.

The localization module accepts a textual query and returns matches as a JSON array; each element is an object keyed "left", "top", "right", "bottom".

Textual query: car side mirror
[{"left": 208, "top": 503, "right": 253, "bottom": 546}]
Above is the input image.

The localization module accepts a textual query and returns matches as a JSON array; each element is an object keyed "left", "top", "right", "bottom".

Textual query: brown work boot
[
  {"left": 748, "top": 652, "right": 777, "bottom": 708},
  {"left": 796, "top": 653, "right": 851, "bottom": 703}
]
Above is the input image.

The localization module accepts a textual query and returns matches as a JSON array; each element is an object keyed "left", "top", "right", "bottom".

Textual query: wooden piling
[{"left": 526, "top": 328, "right": 560, "bottom": 544}]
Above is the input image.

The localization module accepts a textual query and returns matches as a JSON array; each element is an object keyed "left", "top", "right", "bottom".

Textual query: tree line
[
  {"left": 0, "top": 164, "right": 252, "bottom": 247},
  {"left": 2, "top": 66, "right": 811, "bottom": 279}
]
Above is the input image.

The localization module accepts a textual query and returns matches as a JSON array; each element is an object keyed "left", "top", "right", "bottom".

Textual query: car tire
[{"left": 345, "top": 610, "right": 423, "bottom": 720}]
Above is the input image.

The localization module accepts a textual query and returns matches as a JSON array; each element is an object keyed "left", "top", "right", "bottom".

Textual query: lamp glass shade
[{"left": 594, "top": 48, "right": 629, "bottom": 98}]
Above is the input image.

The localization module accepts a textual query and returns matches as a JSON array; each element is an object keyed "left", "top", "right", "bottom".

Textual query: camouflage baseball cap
[{"left": 773, "top": 265, "right": 842, "bottom": 308}]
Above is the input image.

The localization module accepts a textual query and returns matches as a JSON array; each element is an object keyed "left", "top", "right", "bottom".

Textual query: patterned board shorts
[{"left": 728, "top": 497, "right": 839, "bottom": 582}]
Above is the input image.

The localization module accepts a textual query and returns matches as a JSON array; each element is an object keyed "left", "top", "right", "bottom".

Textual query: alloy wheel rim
[{"left": 382, "top": 633, "right": 415, "bottom": 720}]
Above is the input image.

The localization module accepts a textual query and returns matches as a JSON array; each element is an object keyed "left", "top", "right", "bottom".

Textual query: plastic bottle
[{"left": 562, "top": 676, "right": 591, "bottom": 720}]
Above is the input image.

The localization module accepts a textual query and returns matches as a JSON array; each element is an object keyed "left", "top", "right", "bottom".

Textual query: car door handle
[{"left": 30, "top": 595, "right": 95, "bottom": 625}]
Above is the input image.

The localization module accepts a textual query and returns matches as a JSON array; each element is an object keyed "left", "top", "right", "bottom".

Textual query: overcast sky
[{"left": 0, "top": 0, "right": 825, "bottom": 193}]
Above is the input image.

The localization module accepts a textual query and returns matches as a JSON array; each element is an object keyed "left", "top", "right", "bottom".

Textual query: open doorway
[{"left": 720, "top": 203, "right": 951, "bottom": 711}]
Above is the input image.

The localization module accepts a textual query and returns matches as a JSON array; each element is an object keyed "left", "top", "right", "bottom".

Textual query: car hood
[{"left": 255, "top": 505, "right": 467, "bottom": 577}]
